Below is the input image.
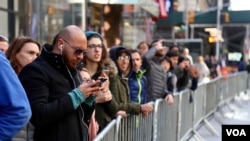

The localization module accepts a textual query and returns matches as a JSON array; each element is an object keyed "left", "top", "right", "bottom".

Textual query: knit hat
[
  {"left": 117, "top": 48, "right": 129, "bottom": 59},
  {"left": 85, "top": 31, "right": 103, "bottom": 42}
]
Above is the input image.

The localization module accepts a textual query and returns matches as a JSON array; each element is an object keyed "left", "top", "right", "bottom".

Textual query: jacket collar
[{"left": 40, "top": 43, "right": 78, "bottom": 75}]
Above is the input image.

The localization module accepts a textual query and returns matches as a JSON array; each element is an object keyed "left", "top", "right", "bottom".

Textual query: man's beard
[{"left": 62, "top": 50, "right": 76, "bottom": 70}]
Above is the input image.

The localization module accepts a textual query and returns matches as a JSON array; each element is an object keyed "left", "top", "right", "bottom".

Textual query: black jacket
[{"left": 19, "top": 44, "right": 93, "bottom": 141}]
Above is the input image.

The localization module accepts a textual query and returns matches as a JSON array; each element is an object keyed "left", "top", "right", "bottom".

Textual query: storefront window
[{"left": 28, "top": 0, "right": 85, "bottom": 43}]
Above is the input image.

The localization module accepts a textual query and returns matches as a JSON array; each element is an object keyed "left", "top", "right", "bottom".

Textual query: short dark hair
[
  {"left": 178, "top": 55, "right": 189, "bottom": 64},
  {"left": 166, "top": 50, "right": 179, "bottom": 58},
  {"left": 137, "top": 41, "right": 148, "bottom": 49},
  {"left": 161, "top": 55, "right": 173, "bottom": 70},
  {"left": 130, "top": 49, "right": 142, "bottom": 57}
]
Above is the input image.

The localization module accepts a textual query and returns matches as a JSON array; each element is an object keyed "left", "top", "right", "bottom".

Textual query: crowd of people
[{"left": 0, "top": 24, "right": 247, "bottom": 141}]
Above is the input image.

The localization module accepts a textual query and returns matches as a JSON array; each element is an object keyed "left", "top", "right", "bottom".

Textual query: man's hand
[
  {"left": 140, "top": 103, "right": 153, "bottom": 117},
  {"left": 78, "top": 80, "right": 101, "bottom": 98},
  {"left": 116, "top": 111, "right": 127, "bottom": 118},
  {"left": 165, "top": 94, "right": 174, "bottom": 105},
  {"left": 152, "top": 39, "right": 165, "bottom": 51}
]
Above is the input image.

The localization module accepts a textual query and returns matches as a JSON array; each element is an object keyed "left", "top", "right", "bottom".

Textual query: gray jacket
[{"left": 142, "top": 47, "right": 168, "bottom": 102}]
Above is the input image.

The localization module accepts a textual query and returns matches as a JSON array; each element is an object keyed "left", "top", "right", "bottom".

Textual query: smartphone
[
  {"left": 98, "top": 77, "right": 107, "bottom": 83},
  {"left": 94, "top": 77, "right": 107, "bottom": 86}
]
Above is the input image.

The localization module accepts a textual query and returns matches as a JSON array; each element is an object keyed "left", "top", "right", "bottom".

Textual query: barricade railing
[
  {"left": 93, "top": 71, "right": 248, "bottom": 141},
  {"left": 117, "top": 102, "right": 154, "bottom": 141},
  {"left": 153, "top": 95, "right": 180, "bottom": 141},
  {"left": 93, "top": 119, "right": 117, "bottom": 141}
]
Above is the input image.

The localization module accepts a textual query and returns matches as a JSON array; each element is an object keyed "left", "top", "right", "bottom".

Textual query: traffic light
[
  {"left": 188, "top": 10, "right": 195, "bottom": 24},
  {"left": 224, "top": 12, "right": 230, "bottom": 23},
  {"left": 208, "top": 36, "right": 216, "bottom": 43},
  {"left": 48, "top": 6, "right": 55, "bottom": 15}
]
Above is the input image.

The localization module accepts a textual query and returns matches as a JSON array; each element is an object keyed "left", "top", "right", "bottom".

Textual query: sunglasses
[{"left": 62, "top": 39, "right": 88, "bottom": 56}]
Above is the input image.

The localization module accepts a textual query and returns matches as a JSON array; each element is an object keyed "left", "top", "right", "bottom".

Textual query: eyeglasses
[
  {"left": 117, "top": 56, "right": 130, "bottom": 61},
  {"left": 87, "top": 44, "right": 103, "bottom": 50},
  {"left": 62, "top": 39, "right": 88, "bottom": 56}
]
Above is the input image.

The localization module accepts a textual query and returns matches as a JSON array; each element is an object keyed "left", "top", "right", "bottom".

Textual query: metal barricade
[
  {"left": 179, "top": 90, "right": 194, "bottom": 140},
  {"left": 117, "top": 103, "right": 154, "bottom": 141},
  {"left": 93, "top": 72, "right": 248, "bottom": 141},
  {"left": 205, "top": 79, "right": 218, "bottom": 116},
  {"left": 93, "top": 119, "right": 117, "bottom": 141},
  {"left": 192, "top": 83, "right": 206, "bottom": 127},
  {"left": 153, "top": 96, "right": 180, "bottom": 141}
]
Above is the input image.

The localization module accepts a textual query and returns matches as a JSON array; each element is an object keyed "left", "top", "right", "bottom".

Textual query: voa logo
[{"left": 226, "top": 129, "right": 246, "bottom": 136}]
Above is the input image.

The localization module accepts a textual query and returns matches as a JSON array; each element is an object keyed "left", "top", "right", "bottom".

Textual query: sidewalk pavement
[{"left": 188, "top": 91, "right": 250, "bottom": 141}]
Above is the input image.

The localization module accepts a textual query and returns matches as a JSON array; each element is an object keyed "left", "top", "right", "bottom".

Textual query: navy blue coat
[{"left": 128, "top": 70, "right": 147, "bottom": 104}]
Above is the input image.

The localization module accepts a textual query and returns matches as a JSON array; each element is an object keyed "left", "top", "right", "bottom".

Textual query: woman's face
[
  {"left": 16, "top": 42, "right": 40, "bottom": 69},
  {"left": 169, "top": 56, "right": 178, "bottom": 67},
  {"left": 117, "top": 52, "right": 130, "bottom": 74},
  {"left": 86, "top": 37, "right": 103, "bottom": 63},
  {"left": 161, "top": 60, "right": 170, "bottom": 72}
]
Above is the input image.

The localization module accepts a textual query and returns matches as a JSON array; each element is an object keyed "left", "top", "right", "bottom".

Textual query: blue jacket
[
  {"left": 128, "top": 70, "right": 147, "bottom": 104},
  {"left": 0, "top": 51, "right": 31, "bottom": 140}
]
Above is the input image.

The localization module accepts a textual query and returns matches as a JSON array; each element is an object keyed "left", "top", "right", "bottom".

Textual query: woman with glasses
[{"left": 79, "top": 31, "right": 119, "bottom": 133}]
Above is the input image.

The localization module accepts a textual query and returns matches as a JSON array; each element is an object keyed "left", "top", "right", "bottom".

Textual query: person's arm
[
  {"left": 0, "top": 52, "right": 31, "bottom": 140},
  {"left": 188, "top": 66, "right": 199, "bottom": 91},
  {"left": 19, "top": 63, "right": 100, "bottom": 128},
  {"left": 143, "top": 46, "right": 157, "bottom": 61},
  {"left": 142, "top": 46, "right": 160, "bottom": 72}
]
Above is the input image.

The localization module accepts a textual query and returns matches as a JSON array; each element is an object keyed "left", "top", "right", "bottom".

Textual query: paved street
[{"left": 188, "top": 91, "right": 250, "bottom": 141}]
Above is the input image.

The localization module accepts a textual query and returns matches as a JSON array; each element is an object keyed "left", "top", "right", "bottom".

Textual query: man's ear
[{"left": 60, "top": 45, "right": 64, "bottom": 51}]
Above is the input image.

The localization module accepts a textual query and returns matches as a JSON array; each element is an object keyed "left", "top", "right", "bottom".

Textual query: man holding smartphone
[{"left": 19, "top": 25, "right": 101, "bottom": 141}]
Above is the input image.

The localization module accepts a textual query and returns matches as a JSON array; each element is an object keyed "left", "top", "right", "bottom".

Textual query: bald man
[
  {"left": 19, "top": 25, "right": 102, "bottom": 141},
  {"left": 182, "top": 47, "right": 193, "bottom": 65}
]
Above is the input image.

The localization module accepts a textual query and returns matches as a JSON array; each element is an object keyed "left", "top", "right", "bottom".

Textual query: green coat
[
  {"left": 95, "top": 97, "right": 118, "bottom": 130},
  {"left": 95, "top": 59, "right": 140, "bottom": 130},
  {"left": 109, "top": 75, "right": 141, "bottom": 115}
]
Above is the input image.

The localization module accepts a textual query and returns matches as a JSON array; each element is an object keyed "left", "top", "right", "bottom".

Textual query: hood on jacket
[
  {"left": 102, "top": 58, "right": 118, "bottom": 78},
  {"left": 109, "top": 46, "right": 133, "bottom": 78}
]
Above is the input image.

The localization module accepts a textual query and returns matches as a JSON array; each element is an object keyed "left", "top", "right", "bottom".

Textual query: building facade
[{"left": 0, "top": 0, "right": 159, "bottom": 48}]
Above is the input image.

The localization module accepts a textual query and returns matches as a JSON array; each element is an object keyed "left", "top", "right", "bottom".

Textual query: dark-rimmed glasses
[
  {"left": 61, "top": 39, "right": 88, "bottom": 56},
  {"left": 87, "top": 44, "right": 103, "bottom": 50}
]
